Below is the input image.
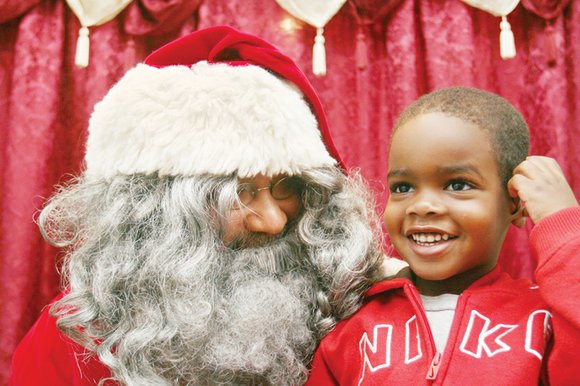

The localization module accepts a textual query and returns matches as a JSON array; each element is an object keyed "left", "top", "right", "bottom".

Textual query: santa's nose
[{"left": 244, "top": 190, "right": 288, "bottom": 236}]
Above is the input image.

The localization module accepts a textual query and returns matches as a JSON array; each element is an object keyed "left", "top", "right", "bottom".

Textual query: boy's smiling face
[{"left": 384, "top": 112, "right": 518, "bottom": 295}]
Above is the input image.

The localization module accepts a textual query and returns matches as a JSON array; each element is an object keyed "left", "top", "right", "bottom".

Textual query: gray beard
[
  {"left": 107, "top": 232, "right": 318, "bottom": 386},
  {"left": 199, "top": 235, "right": 317, "bottom": 385}
]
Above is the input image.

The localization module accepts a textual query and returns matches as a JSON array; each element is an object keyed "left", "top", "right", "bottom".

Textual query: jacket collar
[{"left": 365, "top": 264, "right": 504, "bottom": 298}]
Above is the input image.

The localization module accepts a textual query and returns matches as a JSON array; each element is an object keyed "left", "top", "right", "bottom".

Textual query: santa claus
[{"left": 10, "top": 26, "right": 387, "bottom": 386}]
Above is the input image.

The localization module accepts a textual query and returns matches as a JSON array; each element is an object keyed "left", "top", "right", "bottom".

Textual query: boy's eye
[
  {"left": 390, "top": 183, "right": 414, "bottom": 194},
  {"left": 446, "top": 180, "right": 472, "bottom": 191}
]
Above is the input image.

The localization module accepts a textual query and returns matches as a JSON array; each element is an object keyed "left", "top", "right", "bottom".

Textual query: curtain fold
[
  {"left": 0, "top": 0, "right": 43, "bottom": 23},
  {"left": 124, "top": 0, "right": 203, "bottom": 35},
  {"left": 521, "top": 0, "right": 572, "bottom": 18},
  {"left": 521, "top": 0, "right": 573, "bottom": 65},
  {"left": 1, "top": 0, "right": 578, "bottom": 383}
]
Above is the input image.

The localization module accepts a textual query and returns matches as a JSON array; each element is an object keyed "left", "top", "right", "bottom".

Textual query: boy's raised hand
[{"left": 508, "top": 156, "right": 578, "bottom": 224}]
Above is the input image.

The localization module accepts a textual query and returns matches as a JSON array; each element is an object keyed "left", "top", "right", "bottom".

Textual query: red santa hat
[{"left": 84, "top": 26, "right": 344, "bottom": 178}]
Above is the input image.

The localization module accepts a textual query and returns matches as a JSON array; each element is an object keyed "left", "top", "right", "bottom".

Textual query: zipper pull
[{"left": 426, "top": 352, "right": 442, "bottom": 380}]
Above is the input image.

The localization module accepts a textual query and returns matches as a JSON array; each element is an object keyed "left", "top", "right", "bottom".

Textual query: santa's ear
[{"left": 509, "top": 197, "right": 526, "bottom": 228}]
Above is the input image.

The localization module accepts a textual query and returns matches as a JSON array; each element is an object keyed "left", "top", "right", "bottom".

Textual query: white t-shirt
[{"left": 420, "top": 293, "right": 459, "bottom": 353}]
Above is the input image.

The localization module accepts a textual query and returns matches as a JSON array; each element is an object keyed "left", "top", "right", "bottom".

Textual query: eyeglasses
[{"left": 235, "top": 176, "right": 303, "bottom": 207}]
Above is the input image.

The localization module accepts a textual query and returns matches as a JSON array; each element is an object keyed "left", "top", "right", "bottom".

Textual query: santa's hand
[{"left": 508, "top": 156, "right": 578, "bottom": 224}]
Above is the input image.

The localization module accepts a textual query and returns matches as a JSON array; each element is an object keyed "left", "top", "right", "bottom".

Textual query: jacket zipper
[
  {"left": 426, "top": 351, "right": 442, "bottom": 380},
  {"left": 403, "top": 284, "right": 442, "bottom": 383}
]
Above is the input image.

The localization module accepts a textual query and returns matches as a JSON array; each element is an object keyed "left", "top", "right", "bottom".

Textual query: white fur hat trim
[{"left": 85, "top": 62, "right": 336, "bottom": 178}]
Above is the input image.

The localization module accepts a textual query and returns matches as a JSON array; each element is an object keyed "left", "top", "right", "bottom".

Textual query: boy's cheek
[{"left": 383, "top": 208, "right": 406, "bottom": 240}]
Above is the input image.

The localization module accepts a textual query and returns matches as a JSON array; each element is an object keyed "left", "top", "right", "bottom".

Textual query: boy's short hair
[{"left": 392, "top": 87, "right": 530, "bottom": 187}]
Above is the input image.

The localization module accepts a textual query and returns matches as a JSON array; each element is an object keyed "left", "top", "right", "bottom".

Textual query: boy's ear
[{"left": 509, "top": 197, "right": 526, "bottom": 228}]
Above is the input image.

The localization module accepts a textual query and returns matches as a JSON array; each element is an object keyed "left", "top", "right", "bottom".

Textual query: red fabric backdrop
[{"left": 1, "top": 0, "right": 578, "bottom": 383}]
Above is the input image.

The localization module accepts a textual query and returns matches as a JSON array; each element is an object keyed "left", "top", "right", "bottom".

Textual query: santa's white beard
[
  {"left": 75, "top": 231, "right": 318, "bottom": 386},
  {"left": 195, "top": 235, "right": 318, "bottom": 385}
]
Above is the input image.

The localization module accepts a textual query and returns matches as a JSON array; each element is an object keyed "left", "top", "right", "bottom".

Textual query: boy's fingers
[
  {"left": 510, "top": 156, "right": 578, "bottom": 223},
  {"left": 507, "top": 173, "right": 529, "bottom": 201},
  {"left": 520, "top": 156, "right": 566, "bottom": 181},
  {"left": 513, "top": 156, "right": 545, "bottom": 179}
]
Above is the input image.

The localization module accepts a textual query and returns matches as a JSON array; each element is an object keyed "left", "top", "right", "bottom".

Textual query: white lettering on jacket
[
  {"left": 460, "top": 310, "right": 517, "bottom": 358},
  {"left": 356, "top": 309, "right": 551, "bottom": 383},
  {"left": 358, "top": 324, "right": 392, "bottom": 385},
  {"left": 525, "top": 310, "right": 552, "bottom": 360},
  {"left": 405, "top": 315, "right": 422, "bottom": 364}
]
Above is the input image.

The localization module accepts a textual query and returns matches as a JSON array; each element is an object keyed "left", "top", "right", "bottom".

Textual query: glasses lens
[
  {"left": 236, "top": 184, "right": 256, "bottom": 206},
  {"left": 272, "top": 176, "right": 302, "bottom": 200}
]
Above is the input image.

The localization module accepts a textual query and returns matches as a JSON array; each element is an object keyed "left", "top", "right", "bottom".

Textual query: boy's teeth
[{"left": 411, "top": 233, "right": 451, "bottom": 243}]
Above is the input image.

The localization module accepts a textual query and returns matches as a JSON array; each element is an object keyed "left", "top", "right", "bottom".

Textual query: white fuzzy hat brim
[{"left": 85, "top": 62, "right": 335, "bottom": 178}]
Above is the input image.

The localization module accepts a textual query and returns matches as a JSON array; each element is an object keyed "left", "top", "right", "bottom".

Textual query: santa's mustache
[
  {"left": 226, "top": 230, "right": 307, "bottom": 276},
  {"left": 228, "top": 231, "right": 281, "bottom": 250}
]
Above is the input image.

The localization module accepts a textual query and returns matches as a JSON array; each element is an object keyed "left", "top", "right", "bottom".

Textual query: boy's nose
[
  {"left": 405, "top": 192, "right": 446, "bottom": 216},
  {"left": 245, "top": 191, "right": 288, "bottom": 236}
]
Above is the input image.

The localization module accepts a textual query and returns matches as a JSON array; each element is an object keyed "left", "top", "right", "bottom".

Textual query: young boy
[{"left": 306, "top": 87, "right": 580, "bottom": 385}]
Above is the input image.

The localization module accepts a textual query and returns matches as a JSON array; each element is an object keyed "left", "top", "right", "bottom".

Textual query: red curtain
[{"left": 1, "top": 0, "right": 578, "bottom": 382}]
